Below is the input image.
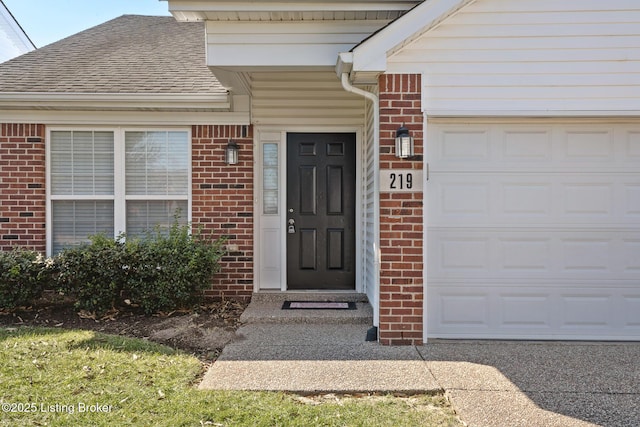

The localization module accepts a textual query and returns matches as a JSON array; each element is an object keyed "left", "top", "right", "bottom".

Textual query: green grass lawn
[{"left": 0, "top": 327, "right": 462, "bottom": 426}]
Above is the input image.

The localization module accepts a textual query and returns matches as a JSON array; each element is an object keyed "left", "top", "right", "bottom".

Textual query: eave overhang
[
  {"left": 166, "top": 0, "right": 420, "bottom": 22},
  {"left": 338, "top": 0, "right": 476, "bottom": 84}
]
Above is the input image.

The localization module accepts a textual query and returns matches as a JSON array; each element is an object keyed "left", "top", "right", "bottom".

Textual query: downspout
[{"left": 339, "top": 70, "right": 381, "bottom": 334}]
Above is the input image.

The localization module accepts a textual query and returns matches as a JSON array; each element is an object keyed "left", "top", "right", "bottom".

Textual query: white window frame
[{"left": 46, "top": 126, "right": 192, "bottom": 255}]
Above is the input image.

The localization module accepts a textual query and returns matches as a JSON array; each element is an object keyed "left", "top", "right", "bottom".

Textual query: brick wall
[
  {"left": 192, "top": 125, "right": 254, "bottom": 300},
  {"left": 378, "top": 74, "right": 424, "bottom": 345},
  {"left": 0, "top": 124, "right": 46, "bottom": 253}
]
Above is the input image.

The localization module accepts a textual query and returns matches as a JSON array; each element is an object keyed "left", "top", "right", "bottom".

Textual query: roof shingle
[{"left": 0, "top": 15, "right": 225, "bottom": 95}]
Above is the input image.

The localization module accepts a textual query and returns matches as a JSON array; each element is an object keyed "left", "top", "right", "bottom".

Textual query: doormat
[{"left": 281, "top": 301, "right": 357, "bottom": 310}]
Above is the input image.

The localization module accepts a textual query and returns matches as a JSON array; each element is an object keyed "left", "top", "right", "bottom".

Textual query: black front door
[{"left": 286, "top": 133, "right": 356, "bottom": 290}]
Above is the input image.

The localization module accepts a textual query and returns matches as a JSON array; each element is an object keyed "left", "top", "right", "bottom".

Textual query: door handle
[{"left": 288, "top": 218, "right": 296, "bottom": 233}]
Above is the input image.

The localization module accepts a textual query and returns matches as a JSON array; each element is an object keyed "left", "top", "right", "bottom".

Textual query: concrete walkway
[{"left": 200, "top": 296, "right": 640, "bottom": 427}]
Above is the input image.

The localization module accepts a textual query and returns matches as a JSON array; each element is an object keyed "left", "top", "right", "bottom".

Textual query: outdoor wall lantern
[
  {"left": 225, "top": 140, "right": 239, "bottom": 165},
  {"left": 395, "top": 124, "right": 414, "bottom": 159}
]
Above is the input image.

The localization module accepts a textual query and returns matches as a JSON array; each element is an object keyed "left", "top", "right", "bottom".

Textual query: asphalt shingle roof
[{"left": 0, "top": 15, "right": 226, "bottom": 95}]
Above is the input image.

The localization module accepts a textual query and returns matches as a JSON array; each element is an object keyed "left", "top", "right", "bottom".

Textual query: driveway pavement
[
  {"left": 199, "top": 300, "right": 640, "bottom": 426},
  {"left": 419, "top": 341, "right": 640, "bottom": 427}
]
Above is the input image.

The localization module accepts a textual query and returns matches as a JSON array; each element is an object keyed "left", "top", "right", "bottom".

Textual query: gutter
[
  {"left": 0, "top": 92, "right": 232, "bottom": 112},
  {"left": 337, "top": 53, "right": 381, "bottom": 330}
]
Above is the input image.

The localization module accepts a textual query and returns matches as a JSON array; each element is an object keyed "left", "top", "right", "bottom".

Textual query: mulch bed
[{"left": 0, "top": 291, "right": 249, "bottom": 362}]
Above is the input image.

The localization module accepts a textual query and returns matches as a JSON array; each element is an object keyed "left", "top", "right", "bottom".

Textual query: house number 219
[
  {"left": 389, "top": 172, "right": 413, "bottom": 190},
  {"left": 380, "top": 169, "right": 424, "bottom": 193}
]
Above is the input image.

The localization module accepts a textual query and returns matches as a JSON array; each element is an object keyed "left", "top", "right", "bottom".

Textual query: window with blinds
[
  {"left": 262, "top": 143, "right": 279, "bottom": 214},
  {"left": 49, "top": 129, "right": 190, "bottom": 254},
  {"left": 125, "top": 131, "right": 189, "bottom": 237},
  {"left": 50, "top": 131, "right": 115, "bottom": 253}
]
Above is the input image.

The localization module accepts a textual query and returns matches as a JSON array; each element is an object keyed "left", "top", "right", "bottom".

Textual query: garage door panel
[
  {"left": 439, "top": 181, "right": 490, "bottom": 216},
  {"left": 502, "top": 182, "right": 552, "bottom": 215},
  {"left": 625, "top": 297, "right": 640, "bottom": 327},
  {"left": 500, "top": 294, "right": 551, "bottom": 327},
  {"left": 431, "top": 124, "right": 640, "bottom": 172},
  {"left": 429, "top": 229, "right": 640, "bottom": 280},
  {"left": 626, "top": 184, "right": 640, "bottom": 215},
  {"left": 428, "top": 285, "right": 640, "bottom": 339},
  {"left": 562, "top": 128, "right": 614, "bottom": 161},
  {"left": 629, "top": 131, "right": 640, "bottom": 157},
  {"left": 438, "top": 293, "right": 489, "bottom": 327},
  {"left": 437, "top": 128, "right": 491, "bottom": 162},
  {"left": 427, "top": 121, "right": 640, "bottom": 340},
  {"left": 562, "top": 295, "right": 612, "bottom": 327},
  {"left": 562, "top": 182, "right": 613, "bottom": 216},
  {"left": 502, "top": 129, "right": 553, "bottom": 162},
  {"left": 623, "top": 240, "right": 640, "bottom": 272},
  {"left": 430, "top": 174, "right": 639, "bottom": 226}
]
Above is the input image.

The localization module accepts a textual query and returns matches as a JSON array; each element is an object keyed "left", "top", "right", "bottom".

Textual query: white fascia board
[
  {"left": 351, "top": 0, "right": 475, "bottom": 73},
  {"left": 0, "top": 92, "right": 231, "bottom": 111},
  {"left": 0, "top": 109, "right": 250, "bottom": 126},
  {"left": 206, "top": 20, "right": 388, "bottom": 69}
]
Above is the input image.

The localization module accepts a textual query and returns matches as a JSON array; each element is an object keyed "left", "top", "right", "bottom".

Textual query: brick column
[
  {"left": 0, "top": 124, "right": 46, "bottom": 253},
  {"left": 192, "top": 125, "right": 254, "bottom": 300},
  {"left": 378, "top": 74, "right": 424, "bottom": 345}
]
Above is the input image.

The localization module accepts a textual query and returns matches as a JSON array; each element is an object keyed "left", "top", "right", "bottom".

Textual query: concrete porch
[
  {"left": 239, "top": 292, "right": 373, "bottom": 325},
  {"left": 199, "top": 291, "right": 438, "bottom": 393}
]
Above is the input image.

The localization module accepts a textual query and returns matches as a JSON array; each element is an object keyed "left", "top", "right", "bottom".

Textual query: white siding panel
[
  {"left": 463, "top": 0, "right": 640, "bottom": 13},
  {"left": 387, "top": 0, "right": 640, "bottom": 114},
  {"left": 251, "top": 72, "right": 365, "bottom": 126},
  {"left": 361, "top": 85, "right": 379, "bottom": 324}
]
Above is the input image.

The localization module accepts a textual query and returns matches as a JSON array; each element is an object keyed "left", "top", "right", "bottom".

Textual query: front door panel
[{"left": 286, "top": 133, "right": 356, "bottom": 290}]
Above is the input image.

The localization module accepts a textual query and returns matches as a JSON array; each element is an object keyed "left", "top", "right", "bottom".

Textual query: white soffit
[
  {"left": 0, "top": 2, "right": 35, "bottom": 52},
  {"left": 167, "top": 1, "right": 420, "bottom": 21}
]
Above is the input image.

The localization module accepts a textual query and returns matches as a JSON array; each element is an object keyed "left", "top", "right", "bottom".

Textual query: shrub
[
  {"left": 125, "top": 222, "right": 226, "bottom": 314},
  {"left": 55, "top": 221, "right": 226, "bottom": 315},
  {"left": 0, "top": 248, "right": 49, "bottom": 309},
  {"left": 55, "top": 234, "right": 127, "bottom": 314}
]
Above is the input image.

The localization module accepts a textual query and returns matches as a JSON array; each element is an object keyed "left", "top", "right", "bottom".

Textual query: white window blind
[
  {"left": 125, "top": 131, "right": 189, "bottom": 196},
  {"left": 263, "top": 143, "right": 278, "bottom": 214},
  {"left": 51, "top": 131, "right": 114, "bottom": 195},
  {"left": 50, "top": 131, "right": 115, "bottom": 252},
  {"left": 52, "top": 201, "right": 114, "bottom": 254},
  {"left": 126, "top": 200, "right": 188, "bottom": 237},
  {"left": 125, "top": 131, "right": 189, "bottom": 238}
]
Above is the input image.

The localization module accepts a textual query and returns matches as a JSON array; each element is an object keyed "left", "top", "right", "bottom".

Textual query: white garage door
[{"left": 427, "top": 120, "right": 640, "bottom": 340}]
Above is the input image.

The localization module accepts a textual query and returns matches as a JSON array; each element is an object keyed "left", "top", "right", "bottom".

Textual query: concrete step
[
  {"left": 250, "top": 291, "right": 369, "bottom": 303},
  {"left": 240, "top": 299, "right": 373, "bottom": 325},
  {"left": 232, "top": 323, "right": 373, "bottom": 346}
]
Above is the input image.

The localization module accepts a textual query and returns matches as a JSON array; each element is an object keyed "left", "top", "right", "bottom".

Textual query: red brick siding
[
  {"left": 0, "top": 124, "right": 46, "bottom": 253},
  {"left": 378, "top": 74, "right": 424, "bottom": 345},
  {"left": 192, "top": 125, "right": 254, "bottom": 301}
]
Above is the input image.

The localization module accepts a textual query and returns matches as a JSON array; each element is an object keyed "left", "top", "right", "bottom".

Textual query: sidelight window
[{"left": 262, "top": 143, "right": 279, "bottom": 214}]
